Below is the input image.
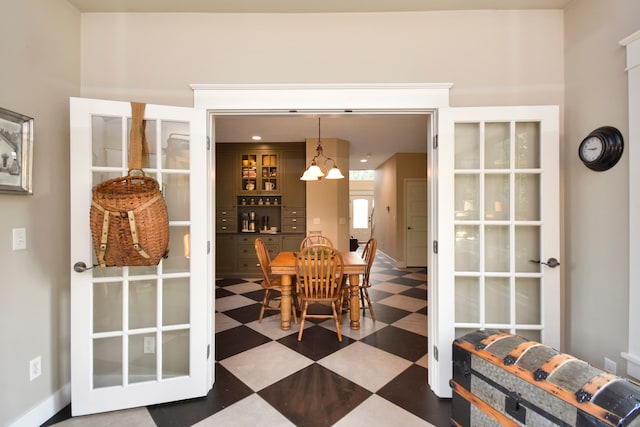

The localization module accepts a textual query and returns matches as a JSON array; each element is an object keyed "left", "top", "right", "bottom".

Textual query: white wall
[
  {"left": 0, "top": 1, "right": 80, "bottom": 426},
  {"left": 564, "top": 0, "right": 640, "bottom": 377}
]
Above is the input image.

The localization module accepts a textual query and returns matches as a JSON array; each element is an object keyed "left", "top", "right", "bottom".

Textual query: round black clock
[{"left": 578, "top": 126, "right": 624, "bottom": 171}]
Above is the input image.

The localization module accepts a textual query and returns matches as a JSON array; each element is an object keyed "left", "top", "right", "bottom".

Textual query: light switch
[{"left": 12, "top": 228, "right": 26, "bottom": 251}]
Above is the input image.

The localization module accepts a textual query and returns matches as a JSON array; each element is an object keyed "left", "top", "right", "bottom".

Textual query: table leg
[
  {"left": 349, "top": 273, "right": 361, "bottom": 330},
  {"left": 280, "top": 274, "right": 292, "bottom": 331}
]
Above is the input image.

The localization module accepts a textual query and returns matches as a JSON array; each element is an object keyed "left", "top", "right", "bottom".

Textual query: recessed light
[
  {"left": 252, "top": 135, "right": 262, "bottom": 141},
  {"left": 360, "top": 159, "right": 368, "bottom": 163}
]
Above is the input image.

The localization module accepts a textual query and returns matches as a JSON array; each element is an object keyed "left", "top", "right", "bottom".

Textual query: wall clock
[{"left": 578, "top": 126, "right": 624, "bottom": 171}]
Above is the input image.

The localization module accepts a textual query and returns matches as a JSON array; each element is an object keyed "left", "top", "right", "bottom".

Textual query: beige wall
[
  {"left": 79, "top": 10, "right": 564, "bottom": 108},
  {"left": 374, "top": 157, "right": 398, "bottom": 259},
  {"left": 564, "top": 0, "right": 640, "bottom": 377},
  {"left": 374, "top": 153, "right": 427, "bottom": 263},
  {"left": 304, "top": 138, "right": 350, "bottom": 251},
  {"left": 6, "top": 1, "right": 640, "bottom": 424},
  {"left": 0, "top": 1, "right": 80, "bottom": 425}
]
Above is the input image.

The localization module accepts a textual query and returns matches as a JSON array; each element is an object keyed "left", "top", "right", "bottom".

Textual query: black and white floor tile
[{"left": 44, "top": 250, "right": 451, "bottom": 427}]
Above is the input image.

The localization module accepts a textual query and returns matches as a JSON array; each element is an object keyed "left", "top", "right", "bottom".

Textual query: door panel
[
  {"left": 70, "top": 98, "right": 209, "bottom": 415},
  {"left": 429, "top": 106, "right": 560, "bottom": 397},
  {"left": 406, "top": 179, "right": 428, "bottom": 267}
]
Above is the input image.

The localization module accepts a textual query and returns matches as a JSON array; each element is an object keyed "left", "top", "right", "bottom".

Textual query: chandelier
[{"left": 300, "top": 118, "right": 345, "bottom": 181}]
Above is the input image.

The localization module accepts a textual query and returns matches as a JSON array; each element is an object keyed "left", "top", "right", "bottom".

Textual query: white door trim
[
  {"left": 193, "top": 83, "right": 450, "bottom": 395},
  {"left": 192, "top": 83, "right": 452, "bottom": 111}
]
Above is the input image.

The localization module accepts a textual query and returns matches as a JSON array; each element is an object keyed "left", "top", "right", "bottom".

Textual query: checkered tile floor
[{"left": 44, "top": 250, "right": 451, "bottom": 427}]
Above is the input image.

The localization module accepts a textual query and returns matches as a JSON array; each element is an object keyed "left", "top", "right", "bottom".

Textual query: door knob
[
  {"left": 73, "top": 261, "right": 97, "bottom": 272},
  {"left": 529, "top": 257, "right": 560, "bottom": 268}
]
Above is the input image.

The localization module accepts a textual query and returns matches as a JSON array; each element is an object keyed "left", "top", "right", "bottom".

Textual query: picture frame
[{"left": 0, "top": 107, "right": 33, "bottom": 194}]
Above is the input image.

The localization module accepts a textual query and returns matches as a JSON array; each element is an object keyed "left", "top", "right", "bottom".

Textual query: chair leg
[
  {"left": 291, "top": 300, "right": 298, "bottom": 324},
  {"left": 337, "top": 286, "right": 348, "bottom": 322},
  {"left": 362, "top": 287, "right": 375, "bottom": 322},
  {"left": 259, "top": 289, "right": 272, "bottom": 322},
  {"left": 297, "top": 302, "right": 308, "bottom": 341},
  {"left": 332, "top": 302, "right": 343, "bottom": 342}
]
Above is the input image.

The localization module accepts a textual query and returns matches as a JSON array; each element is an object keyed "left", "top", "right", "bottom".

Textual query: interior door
[
  {"left": 69, "top": 97, "right": 210, "bottom": 415},
  {"left": 429, "top": 106, "right": 561, "bottom": 397},
  {"left": 406, "top": 178, "right": 428, "bottom": 267},
  {"left": 349, "top": 193, "right": 374, "bottom": 243}
]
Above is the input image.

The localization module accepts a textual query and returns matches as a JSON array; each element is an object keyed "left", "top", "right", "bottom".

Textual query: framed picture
[{"left": 0, "top": 107, "right": 33, "bottom": 194}]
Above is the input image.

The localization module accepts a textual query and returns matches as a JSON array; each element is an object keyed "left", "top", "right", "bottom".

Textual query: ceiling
[
  {"left": 66, "top": 0, "right": 571, "bottom": 171},
  {"left": 215, "top": 114, "right": 430, "bottom": 171},
  {"left": 67, "top": 0, "right": 572, "bottom": 13}
]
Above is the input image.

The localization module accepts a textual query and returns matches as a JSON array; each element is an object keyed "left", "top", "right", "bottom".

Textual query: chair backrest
[
  {"left": 300, "top": 234, "right": 334, "bottom": 250},
  {"left": 362, "top": 238, "right": 377, "bottom": 287},
  {"left": 254, "top": 238, "right": 274, "bottom": 288},
  {"left": 295, "top": 244, "right": 344, "bottom": 300}
]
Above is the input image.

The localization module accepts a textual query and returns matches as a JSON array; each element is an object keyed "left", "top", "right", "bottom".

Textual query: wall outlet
[
  {"left": 30, "top": 356, "right": 41, "bottom": 381},
  {"left": 604, "top": 357, "right": 617, "bottom": 374},
  {"left": 144, "top": 336, "right": 156, "bottom": 354}
]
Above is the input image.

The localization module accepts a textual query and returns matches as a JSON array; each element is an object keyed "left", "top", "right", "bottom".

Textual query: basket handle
[{"left": 129, "top": 102, "right": 149, "bottom": 171}]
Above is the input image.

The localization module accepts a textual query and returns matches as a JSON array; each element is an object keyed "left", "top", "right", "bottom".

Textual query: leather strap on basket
[
  {"left": 127, "top": 210, "right": 151, "bottom": 260},
  {"left": 129, "top": 102, "right": 149, "bottom": 171},
  {"left": 92, "top": 192, "right": 162, "bottom": 267}
]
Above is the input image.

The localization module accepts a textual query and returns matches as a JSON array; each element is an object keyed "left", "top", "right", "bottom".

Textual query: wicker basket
[
  {"left": 89, "top": 102, "right": 170, "bottom": 267},
  {"left": 90, "top": 172, "right": 169, "bottom": 267}
]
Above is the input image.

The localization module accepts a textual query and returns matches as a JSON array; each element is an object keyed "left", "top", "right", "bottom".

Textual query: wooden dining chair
[
  {"left": 299, "top": 234, "right": 334, "bottom": 250},
  {"left": 295, "top": 244, "right": 344, "bottom": 341},
  {"left": 359, "top": 237, "right": 378, "bottom": 321},
  {"left": 255, "top": 238, "right": 297, "bottom": 323},
  {"left": 341, "top": 237, "right": 378, "bottom": 321}
]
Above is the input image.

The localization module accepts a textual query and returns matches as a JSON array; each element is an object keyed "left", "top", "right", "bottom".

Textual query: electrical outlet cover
[{"left": 30, "top": 356, "right": 41, "bottom": 381}]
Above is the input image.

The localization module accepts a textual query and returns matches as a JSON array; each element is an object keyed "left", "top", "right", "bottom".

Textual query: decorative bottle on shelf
[{"left": 241, "top": 213, "right": 249, "bottom": 231}]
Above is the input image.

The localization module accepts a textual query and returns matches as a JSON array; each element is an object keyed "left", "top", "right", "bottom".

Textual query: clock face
[
  {"left": 578, "top": 126, "right": 624, "bottom": 171},
  {"left": 580, "top": 136, "right": 604, "bottom": 162}
]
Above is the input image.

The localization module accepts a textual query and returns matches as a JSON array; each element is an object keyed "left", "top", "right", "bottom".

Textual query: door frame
[{"left": 193, "top": 82, "right": 450, "bottom": 394}]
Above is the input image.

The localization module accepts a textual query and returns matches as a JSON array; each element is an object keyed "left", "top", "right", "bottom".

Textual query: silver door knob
[
  {"left": 73, "top": 261, "right": 96, "bottom": 272},
  {"left": 529, "top": 257, "right": 560, "bottom": 268}
]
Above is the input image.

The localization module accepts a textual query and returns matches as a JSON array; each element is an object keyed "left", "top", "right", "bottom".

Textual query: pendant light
[{"left": 300, "top": 118, "right": 345, "bottom": 181}]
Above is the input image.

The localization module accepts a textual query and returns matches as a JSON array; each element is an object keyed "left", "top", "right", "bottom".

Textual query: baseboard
[{"left": 9, "top": 383, "right": 70, "bottom": 427}]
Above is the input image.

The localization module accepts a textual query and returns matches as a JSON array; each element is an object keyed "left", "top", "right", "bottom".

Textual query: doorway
[
  {"left": 350, "top": 191, "right": 374, "bottom": 243},
  {"left": 196, "top": 83, "right": 449, "bottom": 395}
]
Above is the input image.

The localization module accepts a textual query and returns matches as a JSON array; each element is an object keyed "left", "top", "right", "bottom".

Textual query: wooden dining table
[{"left": 270, "top": 250, "right": 367, "bottom": 331}]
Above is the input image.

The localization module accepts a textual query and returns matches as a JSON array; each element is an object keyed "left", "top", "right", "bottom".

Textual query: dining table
[{"left": 270, "top": 250, "right": 367, "bottom": 331}]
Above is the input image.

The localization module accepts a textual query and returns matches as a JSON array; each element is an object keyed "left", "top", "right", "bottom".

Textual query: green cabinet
[
  {"left": 282, "top": 146, "right": 306, "bottom": 208},
  {"left": 239, "top": 150, "right": 281, "bottom": 195},
  {"left": 216, "top": 147, "right": 236, "bottom": 233},
  {"left": 215, "top": 234, "right": 236, "bottom": 275},
  {"left": 216, "top": 142, "right": 306, "bottom": 276}
]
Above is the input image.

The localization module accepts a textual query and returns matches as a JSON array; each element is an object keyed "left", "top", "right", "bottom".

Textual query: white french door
[
  {"left": 69, "top": 98, "right": 210, "bottom": 415},
  {"left": 429, "top": 106, "right": 561, "bottom": 397}
]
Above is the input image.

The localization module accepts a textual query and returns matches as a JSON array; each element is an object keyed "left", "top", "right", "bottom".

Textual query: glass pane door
[
  {"left": 453, "top": 120, "right": 543, "bottom": 341},
  {"left": 70, "top": 98, "right": 209, "bottom": 416}
]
